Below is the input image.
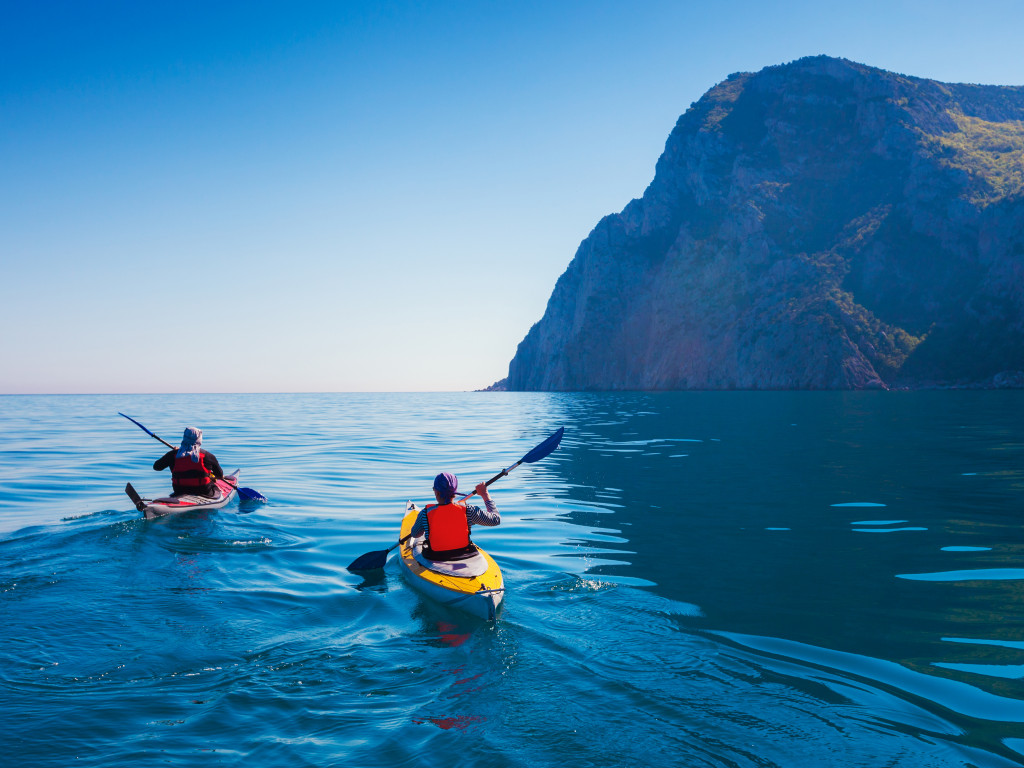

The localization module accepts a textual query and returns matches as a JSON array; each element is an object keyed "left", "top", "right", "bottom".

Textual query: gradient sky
[{"left": 2, "top": 0, "right": 1023, "bottom": 393}]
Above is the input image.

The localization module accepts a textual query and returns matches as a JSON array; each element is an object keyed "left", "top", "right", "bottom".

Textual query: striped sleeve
[{"left": 466, "top": 498, "right": 500, "bottom": 527}]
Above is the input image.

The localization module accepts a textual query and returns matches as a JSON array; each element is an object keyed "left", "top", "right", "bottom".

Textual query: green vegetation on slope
[{"left": 923, "top": 111, "right": 1024, "bottom": 205}]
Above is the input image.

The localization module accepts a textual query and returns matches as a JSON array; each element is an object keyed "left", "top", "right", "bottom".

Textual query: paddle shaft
[
  {"left": 119, "top": 412, "right": 176, "bottom": 451},
  {"left": 389, "top": 534, "right": 412, "bottom": 554},
  {"left": 456, "top": 460, "right": 521, "bottom": 502}
]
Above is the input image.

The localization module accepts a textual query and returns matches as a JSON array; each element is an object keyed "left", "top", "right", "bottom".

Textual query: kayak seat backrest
[{"left": 411, "top": 539, "right": 489, "bottom": 578}]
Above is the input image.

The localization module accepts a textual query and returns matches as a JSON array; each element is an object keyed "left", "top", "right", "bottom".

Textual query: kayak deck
[
  {"left": 398, "top": 503, "right": 504, "bottom": 621},
  {"left": 127, "top": 472, "right": 240, "bottom": 519}
]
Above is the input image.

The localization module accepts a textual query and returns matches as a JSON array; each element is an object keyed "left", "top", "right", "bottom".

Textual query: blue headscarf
[
  {"left": 177, "top": 427, "right": 203, "bottom": 464},
  {"left": 433, "top": 472, "right": 458, "bottom": 501}
]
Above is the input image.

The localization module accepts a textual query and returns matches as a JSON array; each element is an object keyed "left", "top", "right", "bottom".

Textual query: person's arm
[
  {"left": 153, "top": 449, "right": 175, "bottom": 471},
  {"left": 411, "top": 507, "right": 429, "bottom": 538},
  {"left": 203, "top": 450, "right": 224, "bottom": 479},
  {"left": 467, "top": 482, "right": 500, "bottom": 527}
]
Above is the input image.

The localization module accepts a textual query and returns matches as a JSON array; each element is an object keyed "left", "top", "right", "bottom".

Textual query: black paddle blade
[
  {"left": 521, "top": 426, "right": 564, "bottom": 464},
  {"left": 124, "top": 483, "right": 146, "bottom": 512},
  {"left": 347, "top": 549, "right": 390, "bottom": 572}
]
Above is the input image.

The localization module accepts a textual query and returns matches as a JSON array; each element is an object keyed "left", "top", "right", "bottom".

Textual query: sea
[{"left": 1, "top": 391, "right": 1023, "bottom": 767}]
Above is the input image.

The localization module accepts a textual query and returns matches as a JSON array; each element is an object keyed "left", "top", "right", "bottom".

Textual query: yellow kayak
[{"left": 398, "top": 502, "right": 505, "bottom": 621}]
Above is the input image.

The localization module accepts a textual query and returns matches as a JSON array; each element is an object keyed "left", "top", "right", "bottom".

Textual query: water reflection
[{"left": 538, "top": 391, "right": 1024, "bottom": 707}]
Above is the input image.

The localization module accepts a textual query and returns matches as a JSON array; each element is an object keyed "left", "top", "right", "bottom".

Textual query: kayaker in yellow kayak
[
  {"left": 411, "top": 472, "right": 500, "bottom": 561},
  {"left": 152, "top": 426, "right": 225, "bottom": 498}
]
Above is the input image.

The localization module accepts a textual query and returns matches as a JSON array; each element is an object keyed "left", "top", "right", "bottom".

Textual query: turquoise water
[{"left": 2, "top": 391, "right": 1024, "bottom": 766}]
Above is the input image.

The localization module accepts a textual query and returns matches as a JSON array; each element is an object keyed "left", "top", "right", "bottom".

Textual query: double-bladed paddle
[
  {"left": 347, "top": 426, "right": 565, "bottom": 572},
  {"left": 118, "top": 412, "right": 268, "bottom": 502}
]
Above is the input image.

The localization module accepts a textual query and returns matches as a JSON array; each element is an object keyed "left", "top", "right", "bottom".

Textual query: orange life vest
[
  {"left": 172, "top": 451, "right": 214, "bottom": 491},
  {"left": 426, "top": 501, "right": 471, "bottom": 553}
]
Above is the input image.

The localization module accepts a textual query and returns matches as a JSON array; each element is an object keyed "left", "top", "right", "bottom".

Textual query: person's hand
[{"left": 475, "top": 481, "right": 490, "bottom": 500}]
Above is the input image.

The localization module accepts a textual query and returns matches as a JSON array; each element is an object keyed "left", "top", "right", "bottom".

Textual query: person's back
[
  {"left": 153, "top": 427, "right": 224, "bottom": 497},
  {"left": 424, "top": 498, "right": 474, "bottom": 559},
  {"left": 412, "top": 472, "right": 500, "bottom": 561}
]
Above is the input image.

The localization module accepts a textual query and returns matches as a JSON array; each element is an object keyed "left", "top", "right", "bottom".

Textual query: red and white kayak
[{"left": 125, "top": 472, "right": 240, "bottom": 519}]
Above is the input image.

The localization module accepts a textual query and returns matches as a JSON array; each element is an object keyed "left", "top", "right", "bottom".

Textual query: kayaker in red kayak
[
  {"left": 152, "top": 427, "right": 225, "bottom": 497},
  {"left": 411, "top": 472, "right": 500, "bottom": 561}
]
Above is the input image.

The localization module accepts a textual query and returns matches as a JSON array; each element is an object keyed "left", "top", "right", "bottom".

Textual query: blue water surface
[{"left": 2, "top": 391, "right": 1024, "bottom": 767}]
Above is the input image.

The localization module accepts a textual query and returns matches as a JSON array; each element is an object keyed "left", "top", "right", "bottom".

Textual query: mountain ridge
[{"left": 494, "top": 56, "right": 1024, "bottom": 391}]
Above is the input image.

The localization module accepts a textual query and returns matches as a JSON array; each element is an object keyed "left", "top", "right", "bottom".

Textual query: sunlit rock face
[{"left": 502, "top": 56, "right": 1024, "bottom": 391}]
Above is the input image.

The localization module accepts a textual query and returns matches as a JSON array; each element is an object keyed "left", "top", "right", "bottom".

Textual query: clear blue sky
[{"left": 2, "top": 0, "right": 1022, "bottom": 393}]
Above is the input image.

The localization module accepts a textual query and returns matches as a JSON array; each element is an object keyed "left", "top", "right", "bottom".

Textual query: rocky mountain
[{"left": 497, "top": 56, "right": 1024, "bottom": 391}]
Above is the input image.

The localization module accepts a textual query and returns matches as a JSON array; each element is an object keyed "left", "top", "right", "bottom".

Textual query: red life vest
[
  {"left": 426, "top": 502, "right": 471, "bottom": 553},
  {"left": 172, "top": 451, "right": 214, "bottom": 490}
]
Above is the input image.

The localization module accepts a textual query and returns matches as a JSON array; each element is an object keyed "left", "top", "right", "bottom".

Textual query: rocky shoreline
[{"left": 481, "top": 370, "right": 1024, "bottom": 392}]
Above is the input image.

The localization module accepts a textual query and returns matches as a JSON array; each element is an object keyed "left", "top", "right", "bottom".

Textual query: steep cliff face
[{"left": 502, "top": 56, "right": 1024, "bottom": 390}]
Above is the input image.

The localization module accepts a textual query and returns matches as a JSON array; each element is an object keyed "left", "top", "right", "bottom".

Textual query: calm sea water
[{"left": 2, "top": 391, "right": 1024, "bottom": 767}]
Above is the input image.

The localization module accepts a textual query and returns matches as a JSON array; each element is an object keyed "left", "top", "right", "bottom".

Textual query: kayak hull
[
  {"left": 398, "top": 504, "right": 505, "bottom": 621},
  {"left": 137, "top": 472, "right": 240, "bottom": 519}
]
